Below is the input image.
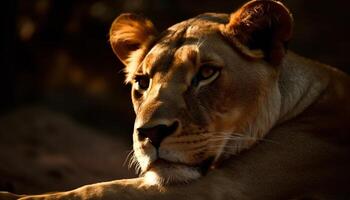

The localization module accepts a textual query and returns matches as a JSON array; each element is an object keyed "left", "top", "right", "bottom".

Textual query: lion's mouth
[
  {"left": 143, "top": 156, "right": 215, "bottom": 178},
  {"left": 150, "top": 158, "right": 174, "bottom": 167},
  {"left": 144, "top": 158, "right": 188, "bottom": 172},
  {"left": 141, "top": 156, "right": 216, "bottom": 185}
]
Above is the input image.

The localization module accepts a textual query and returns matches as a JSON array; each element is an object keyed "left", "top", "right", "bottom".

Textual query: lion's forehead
[
  {"left": 140, "top": 13, "right": 229, "bottom": 75},
  {"left": 143, "top": 46, "right": 198, "bottom": 75},
  {"left": 140, "top": 43, "right": 199, "bottom": 86}
]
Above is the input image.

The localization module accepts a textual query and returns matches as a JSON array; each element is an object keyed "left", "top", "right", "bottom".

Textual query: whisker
[
  {"left": 195, "top": 36, "right": 206, "bottom": 49},
  {"left": 204, "top": 131, "right": 280, "bottom": 144},
  {"left": 123, "top": 149, "right": 134, "bottom": 167},
  {"left": 122, "top": 148, "right": 142, "bottom": 175},
  {"left": 209, "top": 136, "right": 280, "bottom": 144}
]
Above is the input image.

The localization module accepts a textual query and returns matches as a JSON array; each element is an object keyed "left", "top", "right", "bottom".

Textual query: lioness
[{"left": 1, "top": 0, "right": 349, "bottom": 199}]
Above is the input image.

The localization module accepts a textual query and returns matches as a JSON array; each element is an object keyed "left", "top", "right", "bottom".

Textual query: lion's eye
[
  {"left": 135, "top": 75, "right": 150, "bottom": 91},
  {"left": 192, "top": 64, "right": 221, "bottom": 88},
  {"left": 199, "top": 65, "right": 217, "bottom": 80}
]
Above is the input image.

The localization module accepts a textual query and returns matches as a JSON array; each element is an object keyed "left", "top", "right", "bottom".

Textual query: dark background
[{"left": 0, "top": 0, "right": 349, "bottom": 195}]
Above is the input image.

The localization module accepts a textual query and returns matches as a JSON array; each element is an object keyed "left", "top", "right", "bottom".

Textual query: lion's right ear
[
  {"left": 109, "top": 13, "right": 157, "bottom": 66},
  {"left": 222, "top": 0, "right": 293, "bottom": 66}
]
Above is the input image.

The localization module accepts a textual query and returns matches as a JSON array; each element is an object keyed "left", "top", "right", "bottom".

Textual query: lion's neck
[
  {"left": 277, "top": 52, "right": 330, "bottom": 123},
  {"left": 222, "top": 52, "right": 330, "bottom": 158}
]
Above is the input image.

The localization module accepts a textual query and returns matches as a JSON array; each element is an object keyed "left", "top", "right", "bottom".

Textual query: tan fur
[{"left": 1, "top": 0, "right": 349, "bottom": 199}]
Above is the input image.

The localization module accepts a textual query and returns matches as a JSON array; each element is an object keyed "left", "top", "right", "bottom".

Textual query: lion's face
[
  {"left": 110, "top": 0, "right": 293, "bottom": 185},
  {"left": 129, "top": 23, "right": 279, "bottom": 184}
]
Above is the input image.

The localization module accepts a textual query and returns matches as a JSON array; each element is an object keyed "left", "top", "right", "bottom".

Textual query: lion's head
[{"left": 109, "top": 0, "right": 293, "bottom": 185}]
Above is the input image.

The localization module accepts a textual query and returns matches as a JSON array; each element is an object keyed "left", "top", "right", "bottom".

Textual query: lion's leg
[
  {"left": 0, "top": 175, "right": 242, "bottom": 200},
  {"left": 0, "top": 192, "right": 23, "bottom": 200},
  {"left": 0, "top": 178, "right": 189, "bottom": 200}
]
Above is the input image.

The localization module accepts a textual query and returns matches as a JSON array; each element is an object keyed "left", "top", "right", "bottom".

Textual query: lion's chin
[{"left": 143, "top": 159, "right": 202, "bottom": 186}]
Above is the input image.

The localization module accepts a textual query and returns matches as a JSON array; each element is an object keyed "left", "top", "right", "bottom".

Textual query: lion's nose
[{"left": 137, "top": 121, "right": 179, "bottom": 148}]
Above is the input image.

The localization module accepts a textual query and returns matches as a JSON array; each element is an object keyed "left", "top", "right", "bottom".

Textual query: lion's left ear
[
  {"left": 109, "top": 13, "right": 158, "bottom": 66},
  {"left": 222, "top": 0, "right": 293, "bottom": 65}
]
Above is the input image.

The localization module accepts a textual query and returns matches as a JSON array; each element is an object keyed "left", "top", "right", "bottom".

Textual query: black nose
[{"left": 137, "top": 121, "right": 179, "bottom": 148}]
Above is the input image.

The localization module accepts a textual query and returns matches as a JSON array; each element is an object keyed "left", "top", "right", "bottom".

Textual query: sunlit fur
[{"left": 2, "top": 1, "right": 350, "bottom": 199}]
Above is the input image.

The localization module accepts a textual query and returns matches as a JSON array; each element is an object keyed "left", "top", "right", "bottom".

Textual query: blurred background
[{"left": 0, "top": 0, "right": 349, "bottom": 195}]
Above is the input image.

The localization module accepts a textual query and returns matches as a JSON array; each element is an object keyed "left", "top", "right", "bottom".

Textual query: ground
[{"left": 0, "top": 107, "right": 134, "bottom": 194}]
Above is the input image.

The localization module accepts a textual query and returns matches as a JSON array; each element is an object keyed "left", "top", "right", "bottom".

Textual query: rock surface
[{"left": 0, "top": 107, "right": 135, "bottom": 194}]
